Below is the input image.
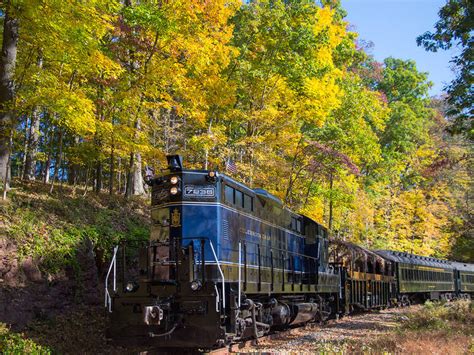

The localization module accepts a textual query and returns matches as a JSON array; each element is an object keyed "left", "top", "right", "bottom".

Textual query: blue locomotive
[{"left": 105, "top": 155, "right": 474, "bottom": 349}]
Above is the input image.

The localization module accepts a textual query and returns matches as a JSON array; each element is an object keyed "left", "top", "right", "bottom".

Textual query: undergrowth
[
  {"left": 0, "top": 323, "right": 51, "bottom": 354},
  {"left": 329, "top": 301, "right": 474, "bottom": 353},
  {"left": 403, "top": 299, "right": 474, "bottom": 331},
  {"left": 1, "top": 180, "right": 150, "bottom": 274}
]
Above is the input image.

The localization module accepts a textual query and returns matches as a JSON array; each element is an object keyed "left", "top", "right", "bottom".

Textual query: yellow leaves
[
  {"left": 89, "top": 51, "right": 123, "bottom": 79},
  {"left": 188, "top": 124, "right": 228, "bottom": 157},
  {"left": 43, "top": 87, "right": 96, "bottom": 135},
  {"left": 300, "top": 196, "right": 325, "bottom": 223},
  {"left": 312, "top": 6, "right": 347, "bottom": 68},
  {"left": 299, "top": 73, "right": 343, "bottom": 126},
  {"left": 374, "top": 184, "right": 455, "bottom": 257},
  {"left": 314, "top": 6, "right": 334, "bottom": 29}
]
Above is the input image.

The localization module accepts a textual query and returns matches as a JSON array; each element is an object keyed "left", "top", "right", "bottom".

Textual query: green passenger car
[
  {"left": 453, "top": 262, "right": 474, "bottom": 296},
  {"left": 375, "top": 250, "right": 455, "bottom": 303}
]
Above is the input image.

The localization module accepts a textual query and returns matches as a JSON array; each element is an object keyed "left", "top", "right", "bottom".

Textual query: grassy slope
[
  {"left": 318, "top": 301, "right": 474, "bottom": 353},
  {"left": 1, "top": 180, "right": 150, "bottom": 274}
]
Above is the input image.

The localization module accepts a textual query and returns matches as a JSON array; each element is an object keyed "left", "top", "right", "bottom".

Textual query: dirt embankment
[
  {"left": 0, "top": 236, "right": 100, "bottom": 330},
  {"left": 0, "top": 180, "right": 149, "bottom": 351}
]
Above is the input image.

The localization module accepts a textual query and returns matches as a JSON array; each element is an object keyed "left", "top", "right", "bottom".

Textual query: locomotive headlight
[
  {"left": 207, "top": 171, "right": 218, "bottom": 183},
  {"left": 170, "top": 186, "right": 179, "bottom": 195},
  {"left": 190, "top": 280, "right": 202, "bottom": 291},
  {"left": 125, "top": 281, "right": 138, "bottom": 292},
  {"left": 170, "top": 176, "right": 179, "bottom": 185}
]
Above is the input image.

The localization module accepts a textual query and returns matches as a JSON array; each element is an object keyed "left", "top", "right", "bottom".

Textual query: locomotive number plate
[{"left": 184, "top": 185, "right": 215, "bottom": 198}]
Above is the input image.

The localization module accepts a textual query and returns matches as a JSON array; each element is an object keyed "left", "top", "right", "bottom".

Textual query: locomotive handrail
[
  {"left": 105, "top": 245, "right": 119, "bottom": 313},
  {"left": 208, "top": 240, "right": 226, "bottom": 310},
  {"left": 214, "top": 285, "right": 220, "bottom": 312},
  {"left": 156, "top": 237, "right": 226, "bottom": 312},
  {"left": 238, "top": 242, "right": 242, "bottom": 308}
]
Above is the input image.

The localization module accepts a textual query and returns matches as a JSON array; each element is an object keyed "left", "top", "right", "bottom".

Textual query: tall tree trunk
[
  {"left": 133, "top": 152, "right": 145, "bottom": 195},
  {"left": 44, "top": 154, "right": 51, "bottom": 183},
  {"left": 25, "top": 55, "right": 44, "bottom": 181},
  {"left": 125, "top": 153, "right": 146, "bottom": 197},
  {"left": 126, "top": 115, "right": 145, "bottom": 197},
  {"left": 43, "top": 125, "right": 54, "bottom": 183},
  {"left": 24, "top": 108, "right": 41, "bottom": 180},
  {"left": 83, "top": 165, "right": 90, "bottom": 197},
  {"left": 49, "top": 128, "right": 63, "bottom": 193},
  {"left": 21, "top": 116, "right": 29, "bottom": 178},
  {"left": 125, "top": 152, "right": 134, "bottom": 198},
  {"left": 0, "top": 5, "right": 19, "bottom": 191},
  {"left": 68, "top": 135, "right": 80, "bottom": 185},
  {"left": 95, "top": 162, "right": 102, "bottom": 193},
  {"left": 2, "top": 132, "right": 12, "bottom": 200},
  {"left": 117, "top": 157, "right": 122, "bottom": 194},
  {"left": 284, "top": 137, "right": 304, "bottom": 205},
  {"left": 328, "top": 172, "right": 334, "bottom": 231},
  {"left": 109, "top": 145, "right": 115, "bottom": 195}
]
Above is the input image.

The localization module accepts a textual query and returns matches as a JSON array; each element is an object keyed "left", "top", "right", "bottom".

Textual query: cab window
[
  {"left": 235, "top": 190, "right": 243, "bottom": 208},
  {"left": 225, "top": 185, "right": 234, "bottom": 204},
  {"left": 244, "top": 194, "right": 253, "bottom": 211}
]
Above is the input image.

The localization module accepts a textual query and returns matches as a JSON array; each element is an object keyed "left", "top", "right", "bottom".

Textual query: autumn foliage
[{"left": 0, "top": 0, "right": 471, "bottom": 261}]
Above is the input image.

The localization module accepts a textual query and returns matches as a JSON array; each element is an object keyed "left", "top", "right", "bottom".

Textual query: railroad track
[
  {"left": 204, "top": 321, "right": 327, "bottom": 355},
  {"left": 143, "top": 308, "right": 396, "bottom": 354},
  {"left": 139, "top": 323, "right": 323, "bottom": 355}
]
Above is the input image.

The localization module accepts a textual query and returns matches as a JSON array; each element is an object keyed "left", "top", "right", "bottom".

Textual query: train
[{"left": 105, "top": 155, "right": 474, "bottom": 350}]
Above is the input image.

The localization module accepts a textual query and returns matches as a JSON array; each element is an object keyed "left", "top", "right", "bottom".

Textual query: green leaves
[
  {"left": 417, "top": 0, "right": 473, "bottom": 140},
  {"left": 122, "top": 3, "right": 170, "bottom": 30}
]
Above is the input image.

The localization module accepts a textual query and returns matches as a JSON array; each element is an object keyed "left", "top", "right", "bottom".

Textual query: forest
[{"left": 0, "top": 0, "right": 472, "bottom": 261}]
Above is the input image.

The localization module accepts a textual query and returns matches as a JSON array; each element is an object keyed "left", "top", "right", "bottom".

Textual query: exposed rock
[
  {"left": 0, "top": 237, "right": 24, "bottom": 286},
  {"left": 21, "top": 257, "right": 43, "bottom": 283}
]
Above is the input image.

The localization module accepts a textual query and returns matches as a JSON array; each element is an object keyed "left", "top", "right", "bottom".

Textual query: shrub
[
  {"left": 404, "top": 300, "right": 474, "bottom": 331},
  {"left": 0, "top": 323, "right": 50, "bottom": 354},
  {"left": 444, "top": 299, "right": 474, "bottom": 324}
]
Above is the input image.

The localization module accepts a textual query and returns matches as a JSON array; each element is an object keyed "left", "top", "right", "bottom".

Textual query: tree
[
  {"left": 108, "top": 0, "right": 238, "bottom": 196},
  {"left": 0, "top": 1, "right": 19, "bottom": 193},
  {"left": 225, "top": 1, "right": 349, "bottom": 191},
  {"left": 417, "top": 0, "right": 473, "bottom": 140},
  {"left": 376, "top": 58, "right": 434, "bottom": 189}
]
